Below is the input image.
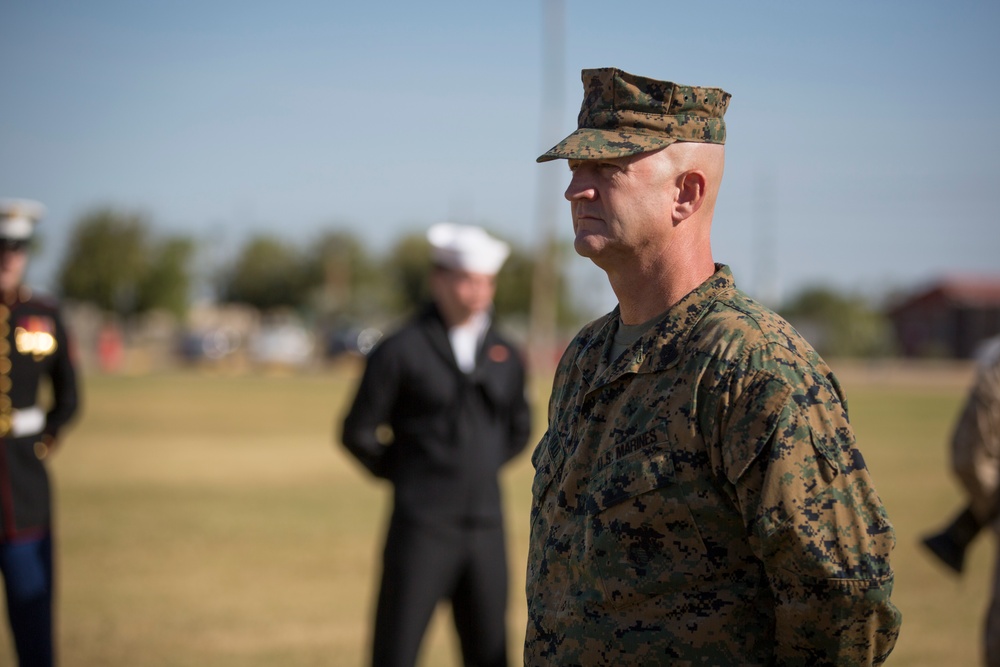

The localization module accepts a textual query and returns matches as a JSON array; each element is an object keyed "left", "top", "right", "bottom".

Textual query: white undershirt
[{"left": 448, "top": 312, "right": 490, "bottom": 373}]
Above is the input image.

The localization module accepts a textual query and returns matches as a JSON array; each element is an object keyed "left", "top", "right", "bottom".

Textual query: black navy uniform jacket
[
  {"left": 341, "top": 303, "right": 531, "bottom": 523},
  {"left": 0, "top": 289, "right": 80, "bottom": 541}
]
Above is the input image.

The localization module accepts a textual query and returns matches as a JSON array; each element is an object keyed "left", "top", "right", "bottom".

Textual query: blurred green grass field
[{"left": 0, "top": 359, "right": 989, "bottom": 666}]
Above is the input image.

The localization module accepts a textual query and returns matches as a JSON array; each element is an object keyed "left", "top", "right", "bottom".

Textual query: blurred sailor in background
[
  {"left": 0, "top": 199, "right": 80, "bottom": 667},
  {"left": 340, "top": 223, "right": 531, "bottom": 667}
]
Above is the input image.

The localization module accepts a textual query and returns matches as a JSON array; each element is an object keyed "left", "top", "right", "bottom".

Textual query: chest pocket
[
  {"left": 530, "top": 430, "right": 566, "bottom": 527},
  {"left": 586, "top": 443, "right": 712, "bottom": 610}
]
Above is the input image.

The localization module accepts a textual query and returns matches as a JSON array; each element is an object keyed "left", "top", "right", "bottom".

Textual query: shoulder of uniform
[
  {"left": 14, "top": 286, "right": 61, "bottom": 312},
  {"left": 687, "top": 291, "right": 840, "bottom": 401},
  {"left": 705, "top": 290, "right": 818, "bottom": 360},
  {"left": 570, "top": 311, "right": 616, "bottom": 346},
  {"left": 367, "top": 315, "right": 423, "bottom": 356},
  {"left": 975, "top": 335, "right": 1000, "bottom": 371},
  {"left": 485, "top": 325, "right": 516, "bottom": 349}
]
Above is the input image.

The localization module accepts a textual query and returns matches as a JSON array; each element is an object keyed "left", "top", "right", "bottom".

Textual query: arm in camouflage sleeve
[
  {"left": 724, "top": 352, "right": 901, "bottom": 666},
  {"left": 950, "top": 353, "right": 1000, "bottom": 522}
]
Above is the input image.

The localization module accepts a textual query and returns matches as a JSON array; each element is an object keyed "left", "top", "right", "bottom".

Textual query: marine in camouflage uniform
[
  {"left": 524, "top": 68, "right": 901, "bottom": 665},
  {"left": 950, "top": 335, "right": 1000, "bottom": 666}
]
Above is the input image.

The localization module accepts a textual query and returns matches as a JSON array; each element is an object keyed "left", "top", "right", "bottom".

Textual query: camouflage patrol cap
[{"left": 537, "top": 67, "right": 731, "bottom": 163}]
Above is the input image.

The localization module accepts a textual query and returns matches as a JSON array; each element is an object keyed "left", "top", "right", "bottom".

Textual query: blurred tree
[
  {"left": 302, "top": 230, "right": 385, "bottom": 319},
  {"left": 492, "top": 247, "right": 534, "bottom": 320},
  {"left": 58, "top": 208, "right": 197, "bottom": 318},
  {"left": 58, "top": 209, "right": 146, "bottom": 315},
  {"left": 217, "top": 235, "right": 309, "bottom": 311},
  {"left": 136, "top": 238, "right": 196, "bottom": 319},
  {"left": 383, "top": 232, "right": 432, "bottom": 314},
  {"left": 494, "top": 240, "right": 582, "bottom": 328},
  {"left": 780, "top": 286, "right": 896, "bottom": 358}
]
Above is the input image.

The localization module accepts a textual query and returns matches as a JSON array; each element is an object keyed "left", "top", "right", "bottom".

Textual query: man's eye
[{"left": 568, "top": 161, "right": 618, "bottom": 173}]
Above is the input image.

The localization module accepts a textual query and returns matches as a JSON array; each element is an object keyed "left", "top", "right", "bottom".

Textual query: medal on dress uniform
[{"left": 15, "top": 315, "right": 58, "bottom": 360}]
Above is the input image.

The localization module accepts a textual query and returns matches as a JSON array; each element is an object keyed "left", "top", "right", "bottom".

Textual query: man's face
[
  {"left": 431, "top": 267, "right": 497, "bottom": 324},
  {"left": 564, "top": 149, "right": 677, "bottom": 268},
  {"left": 0, "top": 240, "right": 29, "bottom": 293}
]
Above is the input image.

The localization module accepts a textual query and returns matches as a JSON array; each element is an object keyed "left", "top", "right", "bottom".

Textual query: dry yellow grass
[{"left": 0, "top": 359, "right": 987, "bottom": 666}]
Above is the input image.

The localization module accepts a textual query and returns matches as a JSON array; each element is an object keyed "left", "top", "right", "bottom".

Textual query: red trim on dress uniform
[{"left": 0, "top": 438, "right": 18, "bottom": 541}]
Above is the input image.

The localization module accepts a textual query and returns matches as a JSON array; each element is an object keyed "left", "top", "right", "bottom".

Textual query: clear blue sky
[{"left": 2, "top": 0, "right": 998, "bottom": 314}]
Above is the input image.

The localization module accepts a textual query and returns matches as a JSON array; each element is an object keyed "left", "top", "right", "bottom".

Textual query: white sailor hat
[
  {"left": 0, "top": 198, "right": 45, "bottom": 241},
  {"left": 427, "top": 223, "right": 511, "bottom": 276}
]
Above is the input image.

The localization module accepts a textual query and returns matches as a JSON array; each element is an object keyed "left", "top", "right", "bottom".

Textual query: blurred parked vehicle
[
  {"left": 178, "top": 327, "right": 240, "bottom": 363},
  {"left": 324, "top": 325, "right": 382, "bottom": 358},
  {"left": 249, "top": 322, "right": 315, "bottom": 367}
]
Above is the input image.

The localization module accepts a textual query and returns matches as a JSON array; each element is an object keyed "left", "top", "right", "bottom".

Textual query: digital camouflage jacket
[
  {"left": 952, "top": 336, "right": 1000, "bottom": 526},
  {"left": 525, "top": 265, "right": 901, "bottom": 666}
]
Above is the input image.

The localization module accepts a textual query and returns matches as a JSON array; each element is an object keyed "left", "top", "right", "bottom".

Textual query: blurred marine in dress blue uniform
[
  {"left": 341, "top": 223, "right": 531, "bottom": 667},
  {"left": 0, "top": 199, "right": 80, "bottom": 667}
]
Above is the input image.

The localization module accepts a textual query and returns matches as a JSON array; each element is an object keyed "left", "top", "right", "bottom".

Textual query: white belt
[{"left": 11, "top": 407, "right": 46, "bottom": 438}]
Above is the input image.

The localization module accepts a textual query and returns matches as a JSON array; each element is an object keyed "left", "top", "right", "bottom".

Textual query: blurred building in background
[{"left": 889, "top": 276, "right": 1000, "bottom": 359}]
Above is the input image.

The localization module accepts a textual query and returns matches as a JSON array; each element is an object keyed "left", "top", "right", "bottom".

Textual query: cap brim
[
  {"left": 0, "top": 216, "right": 36, "bottom": 241},
  {"left": 536, "top": 128, "right": 678, "bottom": 163}
]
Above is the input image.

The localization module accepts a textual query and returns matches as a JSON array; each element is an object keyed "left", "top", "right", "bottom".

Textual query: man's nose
[{"left": 564, "top": 172, "right": 596, "bottom": 202}]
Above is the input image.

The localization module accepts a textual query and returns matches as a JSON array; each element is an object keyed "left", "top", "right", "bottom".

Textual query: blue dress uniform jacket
[{"left": 0, "top": 289, "right": 80, "bottom": 542}]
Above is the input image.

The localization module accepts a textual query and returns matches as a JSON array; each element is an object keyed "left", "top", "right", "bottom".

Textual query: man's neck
[
  {"left": 449, "top": 310, "right": 489, "bottom": 331},
  {"left": 607, "top": 256, "right": 715, "bottom": 325},
  {"left": 436, "top": 303, "right": 489, "bottom": 331},
  {"left": 1, "top": 286, "right": 21, "bottom": 305}
]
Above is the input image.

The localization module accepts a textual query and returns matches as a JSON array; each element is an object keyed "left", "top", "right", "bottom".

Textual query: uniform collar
[
  {"left": 421, "top": 301, "right": 497, "bottom": 374},
  {"left": 1, "top": 286, "right": 30, "bottom": 306},
  {"left": 420, "top": 302, "right": 456, "bottom": 367},
  {"left": 575, "top": 264, "right": 734, "bottom": 389}
]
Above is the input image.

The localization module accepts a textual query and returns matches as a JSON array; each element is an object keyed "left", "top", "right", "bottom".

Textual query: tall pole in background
[
  {"left": 753, "top": 169, "right": 780, "bottom": 308},
  {"left": 528, "top": 0, "right": 565, "bottom": 378}
]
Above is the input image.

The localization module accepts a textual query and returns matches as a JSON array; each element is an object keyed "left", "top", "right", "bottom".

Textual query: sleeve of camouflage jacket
[
  {"left": 951, "top": 352, "right": 1000, "bottom": 522},
  {"left": 721, "top": 347, "right": 901, "bottom": 665}
]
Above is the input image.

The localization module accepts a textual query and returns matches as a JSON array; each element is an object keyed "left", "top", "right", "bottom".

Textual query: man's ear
[{"left": 673, "top": 170, "right": 707, "bottom": 223}]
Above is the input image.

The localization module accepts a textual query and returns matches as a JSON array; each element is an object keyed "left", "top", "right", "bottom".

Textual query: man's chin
[{"left": 573, "top": 233, "right": 605, "bottom": 259}]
